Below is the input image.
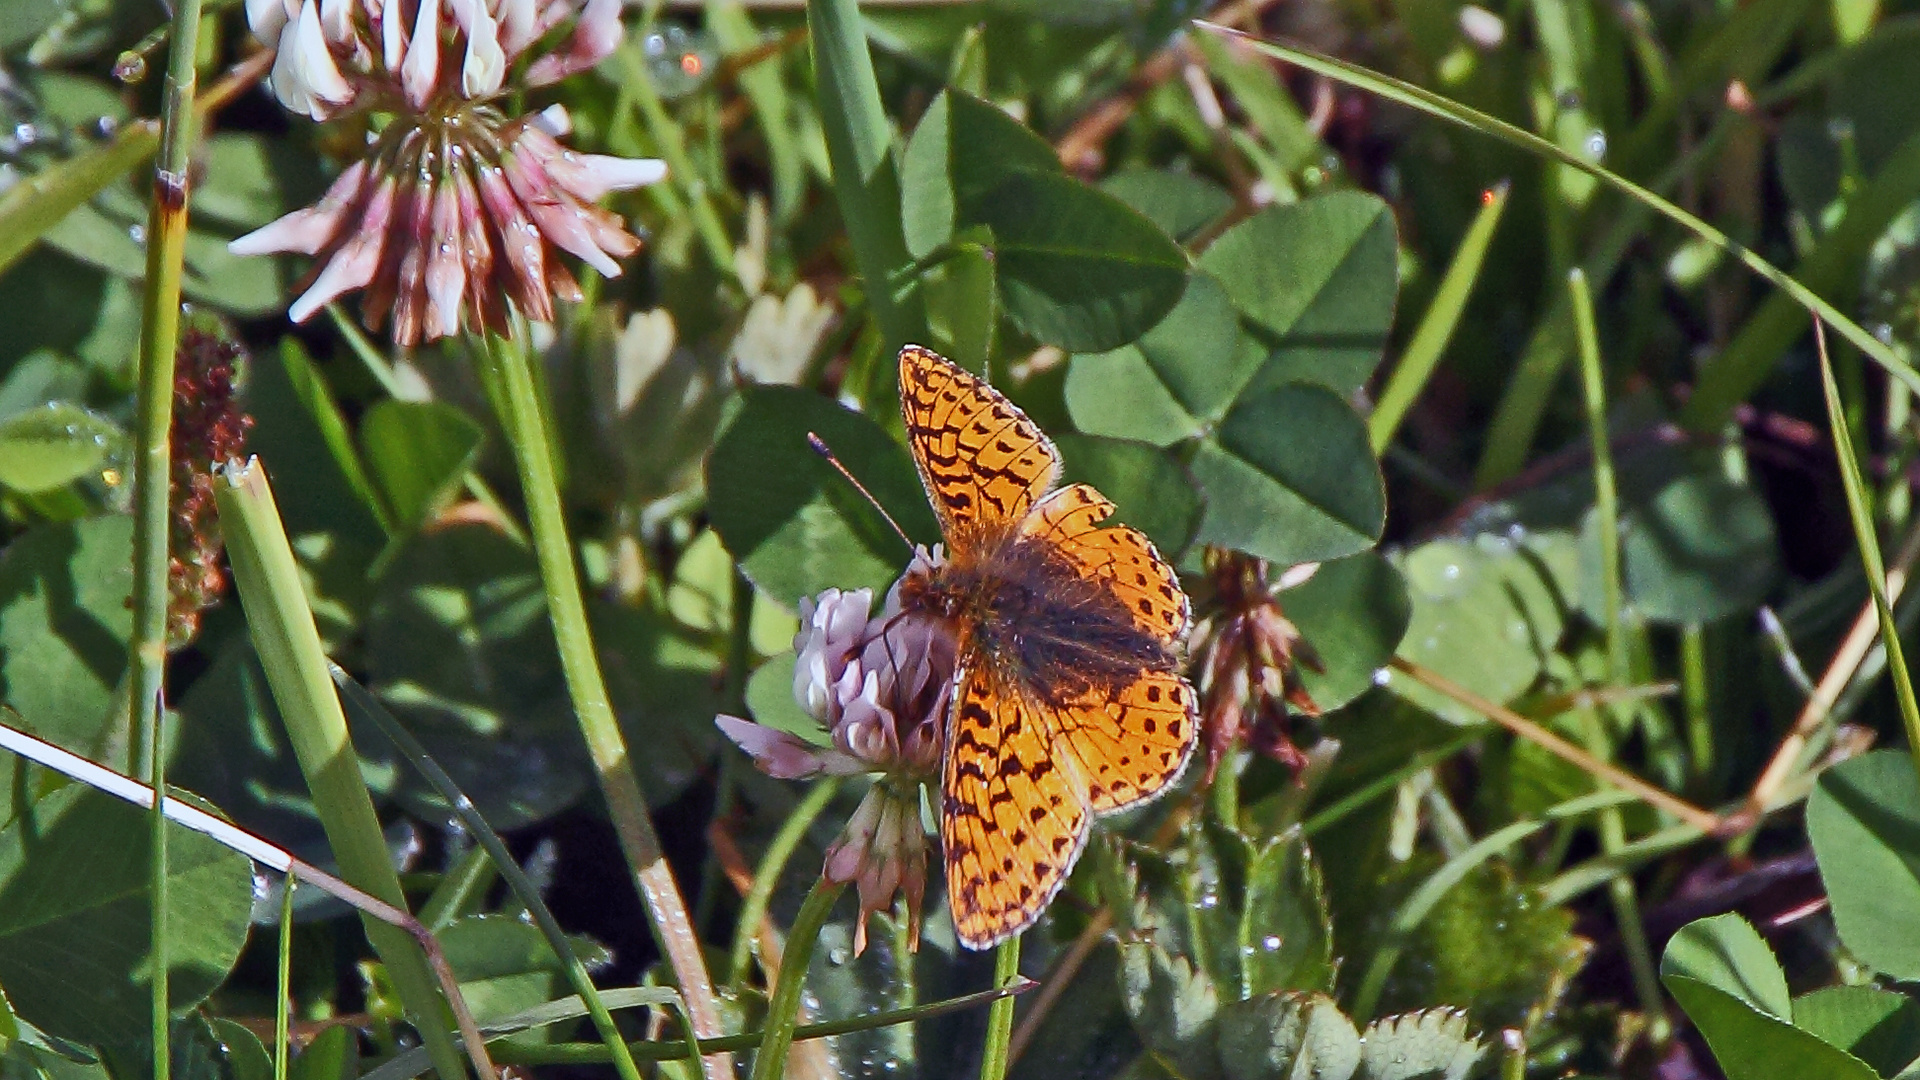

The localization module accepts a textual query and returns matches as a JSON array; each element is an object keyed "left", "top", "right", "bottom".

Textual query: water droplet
[
  {"left": 1262, "top": 934, "right": 1282, "bottom": 951},
  {"left": 13, "top": 123, "right": 38, "bottom": 147},
  {"left": 128, "top": 223, "right": 147, "bottom": 246},
  {"left": 827, "top": 945, "right": 851, "bottom": 965},
  {"left": 1458, "top": 4, "right": 1505, "bottom": 47},
  {"left": 1372, "top": 668, "right": 1392, "bottom": 686},
  {"left": 1196, "top": 891, "right": 1220, "bottom": 909},
  {"left": 1555, "top": 88, "right": 1583, "bottom": 111},
  {"left": 1441, "top": 562, "right": 1462, "bottom": 581},
  {"left": 1876, "top": 323, "right": 1896, "bottom": 344},
  {"left": 1584, "top": 130, "right": 1608, "bottom": 160}
]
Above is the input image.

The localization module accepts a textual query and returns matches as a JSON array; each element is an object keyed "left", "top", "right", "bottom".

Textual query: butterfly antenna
[{"left": 808, "top": 432, "right": 914, "bottom": 552}]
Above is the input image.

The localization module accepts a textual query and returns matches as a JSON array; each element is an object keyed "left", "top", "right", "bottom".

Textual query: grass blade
[
  {"left": 1200, "top": 24, "right": 1920, "bottom": 422},
  {"left": 807, "top": 0, "right": 923, "bottom": 358},
  {"left": 1816, "top": 323, "right": 1920, "bottom": 793},
  {"left": 331, "top": 667, "right": 651, "bottom": 1080},
  {"left": 1369, "top": 181, "right": 1511, "bottom": 453}
]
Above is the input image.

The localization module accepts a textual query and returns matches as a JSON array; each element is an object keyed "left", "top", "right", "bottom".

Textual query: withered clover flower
[
  {"left": 717, "top": 548, "right": 956, "bottom": 953},
  {"left": 231, "top": 0, "right": 666, "bottom": 344},
  {"left": 168, "top": 325, "right": 253, "bottom": 650},
  {"left": 1191, "top": 548, "right": 1324, "bottom": 782}
]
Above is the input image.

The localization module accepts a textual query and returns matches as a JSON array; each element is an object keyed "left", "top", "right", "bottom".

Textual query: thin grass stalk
[
  {"left": 1369, "top": 181, "right": 1511, "bottom": 453},
  {"left": 275, "top": 879, "right": 294, "bottom": 1080},
  {"left": 1815, "top": 323, "right": 1920, "bottom": 792},
  {"left": 978, "top": 935, "right": 1022, "bottom": 1080},
  {"left": 128, "top": 0, "right": 209, "bottom": 1066},
  {"left": 615, "top": 44, "right": 737, "bottom": 279},
  {"left": 752, "top": 877, "right": 845, "bottom": 1080},
  {"left": 478, "top": 331, "right": 729, "bottom": 1077},
  {"left": 1570, "top": 269, "right": 1666, "bottom": 1034},
  {"left": 729, "top": 777, "right": 842, "bottom": 987},
  {"left": 213, "top": 459, "right": 471, "bottom": 1080},
  {"left": 472, "top": 982, "right": 1030, "bottom": 1068},
  {"left": 331, "top": 668, "right": 650, "bottom": 1080}
]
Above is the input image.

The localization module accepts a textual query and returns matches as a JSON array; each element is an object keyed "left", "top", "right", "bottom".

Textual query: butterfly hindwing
[
  {"left": 942, "top": 666, "right": 1090, "bottom": 950},
  {"left": 1048, "top": 669, "right": 1198, "bottom": 814},
  {"left": 901, "top": 346, "right": 1060, "bottom": 536}
]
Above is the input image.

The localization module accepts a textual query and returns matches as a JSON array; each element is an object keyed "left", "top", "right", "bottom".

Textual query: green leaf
[
  {"left": 1282, "top": 551, "right": 1411, "bottom": 713},
  {"left": 1664, "top": 973, "right": 1879, "bottom": 1080},
  {"left": 441, "top": 915, "right": 610, "bottom": 1038},
  {"left": 1055, "top": 433, "right": 1202, "bottom": 557},
  {"left": 1390, "top": 534, "right": 1568, "bottom": 726},
  {"left": 1793, "top": 985, "right": 1920, "bottom": 1078},
  {"left": 1239, "top": 829, "right": 1334, "bottom": 996},
  {"left": 366, "top": 524, "right": 590, "bottom": 829},
  {"left": 0, "top": 515, "right": 132, "bottom": 758},
  {"left": 0, "top": 785, "right": 254, "bottom": 1062},
  {"left": 1189, "top": 384, "right": 1385, "bottom": 565},
  {"left": 274, "top": 339, "right": 390, "bottom": 534},
  {"left": 975, "top": 170, "right": 1190, "bottom": 352},
  {"left": 1354, "top": 1011, "right": 1488, "bottom": 1080},
  {"left": 706, "top": 385, "right": 937, "bottom": 608},
  {"left": 287, "top": 1027, "right": 358, "bottom": 1080},
  {"left": 1584, "top": 474, "right": 1781, "bottom": 625},
  {"left": 921, "top": 237, "right": 998, "bottom": 373},
  {"left": 358, "top": 400, "right": 484, "bottom": 535},
  {"left": 204, "top": 1020, "right": 273, "bottom": 1080},
  {"left": 1809, "top": 750, "right": 1920, "bottom": 980},
  {"left": 1660, "top": 914, "right": 1790, "bottom": 1018},
  {"left": 1063, "top": 345, "right": 1203, "bottom": 448},
  {"left": 0, "top": 352, "right": 90, "bottom": 420},
  {"left": 1118, "top": 941, "right": 1223, "bottom": 1080},
  {"left": 1100, "top": 171, "right": 1235, "bottom": 244},
  {"left": 1136, "top": 273, "right": 1265, "bottom": 425},
  {"left": 744, "top": 653, "right": 828, "bottom": 745},
  {"left": 1196, "top": 193, "right": 1399, "bottom": 397},
  {"left": 0, "top": 120, "right": 160, "bottom": 277},
  {"left": 1216, "top": 993, "right": 1359, "bottom": 1080},
  {"left": 901, "top": 90, "right": 1060, "bottom": 259},
  {"left": 0, "top": 403, "right": 119, "bottom": 494}
]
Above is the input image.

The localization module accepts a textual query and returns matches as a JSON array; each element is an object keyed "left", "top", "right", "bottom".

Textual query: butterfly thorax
[{"left": 902, "top": 529, "right": 1176, "bottom": 708}]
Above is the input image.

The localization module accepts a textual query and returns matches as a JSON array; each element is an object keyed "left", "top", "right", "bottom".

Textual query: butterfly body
[
  {"left": 904, "top": 534, "right": 1177, "bottom": 708},
  {"left": 896, "top": 345, "right": 1199, "bottom": 949}
]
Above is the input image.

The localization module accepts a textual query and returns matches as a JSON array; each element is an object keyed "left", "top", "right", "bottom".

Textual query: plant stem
[
  {"left": 129, "top": 0, "right": 207, "bottom": 1067},
  {"left": 978, "top": 935, "right": 1022, "bottom": 1080},
  {"left": 752, "top": 877, "right": 845, "bottom": 1080},
  {"left": 481, "top": 332, "right": 729, "bottom": 1078}
]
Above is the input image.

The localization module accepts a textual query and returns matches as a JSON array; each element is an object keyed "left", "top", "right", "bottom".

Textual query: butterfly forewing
[
  {"left": 943, "top": 667, "right": 1091, "bottom": 949},
  {"left": 900, "top": 346, "right": 1060, "bottom": 536}
]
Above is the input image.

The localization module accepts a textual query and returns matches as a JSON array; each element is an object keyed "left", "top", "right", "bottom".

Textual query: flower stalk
[
  {"left": 751, "top": 876, "right": 846, "bottom": 1080},
  {"left": 481, "top": 330, "right": 729, "bottom": 1077}
]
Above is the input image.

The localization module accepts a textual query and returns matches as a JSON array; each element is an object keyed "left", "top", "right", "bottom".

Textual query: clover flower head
[
  {"left": 1193, "top": 549, "right": 1323, "bottom": 780},
  {"left": 232, "top": 0, "right": 666, "bottom": 345},
  {"left": 717, "top": 546, "right": 954, "bottom": 952}
]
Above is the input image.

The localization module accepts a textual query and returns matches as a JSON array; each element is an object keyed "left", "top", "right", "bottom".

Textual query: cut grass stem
[{"left": 979, "top": 936, "right": 1022, "bottom": 1080}]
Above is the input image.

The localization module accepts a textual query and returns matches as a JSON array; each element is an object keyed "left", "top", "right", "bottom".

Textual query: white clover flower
[{"left": 232, "top": 0, "right": 665, "bottom": 344}]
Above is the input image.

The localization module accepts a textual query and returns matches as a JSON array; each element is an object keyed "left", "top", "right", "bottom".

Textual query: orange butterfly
[{"left": 895, "top": 345, "right": 1199, "bottom": 949}]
